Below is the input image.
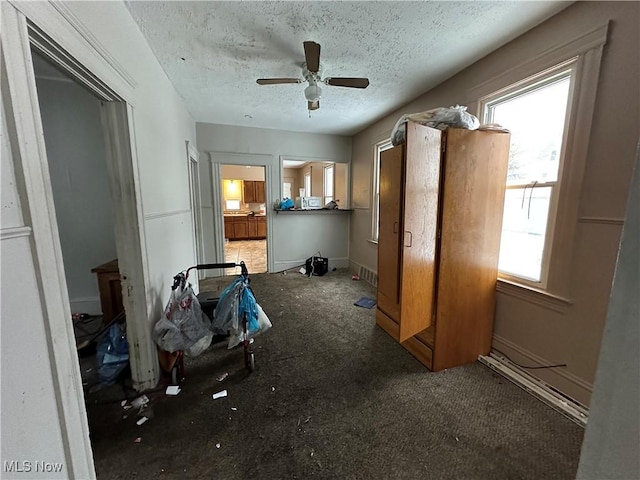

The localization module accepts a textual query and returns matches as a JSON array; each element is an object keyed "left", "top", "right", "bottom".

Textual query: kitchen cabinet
[
  {"left": 233, "top": 218, "right": 248, "bottom": 239},
  {"left": 224, "top": 216, "right": 234, "bottom": 239},
  {"left": 224, "top": 215, "right": 267, "bottom": 240},
  {"left": 256, "top": 216, "right": 267, "bottom": 238},
  {"left": 248, "top": 215, "right": 266, "bottom": 239},
  {"left": 243, "top": 180, "right": 265, "bottom": 204},
  {"left": 376, "top": 122, "right": 510, "bottom": 371}
]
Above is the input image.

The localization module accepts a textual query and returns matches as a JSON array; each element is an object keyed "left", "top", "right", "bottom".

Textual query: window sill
[{"left": 496, "top": 279, "right": 572, "bottom": 313}]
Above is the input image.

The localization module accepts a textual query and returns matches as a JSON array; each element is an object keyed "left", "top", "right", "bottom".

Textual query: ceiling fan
[{"left": 257, "top": 41, "right": 370, "bottom": 112}]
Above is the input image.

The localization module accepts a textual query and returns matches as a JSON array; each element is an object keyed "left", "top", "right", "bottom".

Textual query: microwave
[{"left": 295, "top": 196, "right": 323, "bottom": 210}]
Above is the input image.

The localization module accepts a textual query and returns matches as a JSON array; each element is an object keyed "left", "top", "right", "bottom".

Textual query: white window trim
[
  {"left": 323, "top": 164, "right": 334, "bottom": 205},
  {"left": 473, "top": 23, "right": 608, "bottom": 304},
  {"left": 481, "top": 61, "right": 576, "bottom": 290},
  {"left": 304, "top": 172, "right": 311, "bottom": 197},
  {"left": 371, "top": 138, "right": 393, "bottom": 243}
]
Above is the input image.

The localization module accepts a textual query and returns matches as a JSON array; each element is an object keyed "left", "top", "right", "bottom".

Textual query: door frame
[
  {"left": 210, "top": 152, "right": 274, "bottom": 273},
  {"left": 10, "top": 0, "right": 156, "bottom": 392},
  {"left": 2, "top": 3, "right": 97, "bottom": 477},
  {"left": 2, "top": 2, "right": 156, "bottom": 475},
  {"left": 186, "top": 140, "right": 205, "bottom": 280}
]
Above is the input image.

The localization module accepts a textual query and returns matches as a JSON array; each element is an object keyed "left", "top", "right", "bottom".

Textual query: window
[
  {"left": 482, "top": 62, "right": 575, "bottom": 285},
  {"left": 372, "top": 139, "right": 393, "bottom": 241},
  {"left": 304, "top": 172, "right": 311, "bottom": 197},
  {"left": 283, "top": 181, "right": 292, "bottom": 199},
  {"left": 225, "top": 199, "right": 241, "bottom": 211},
  {"left": 323, "top": 164, "right": 334, "bottom": 205}
]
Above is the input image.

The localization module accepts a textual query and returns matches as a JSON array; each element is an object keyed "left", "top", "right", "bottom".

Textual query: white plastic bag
[
  {"left": 153, "top": 282, "right": 213, "bottom": 357},
  {"left": 391, "top": 105, "right": 480, "bottom": 145},
  {"left": 227, "top": 303, "right": 272, "bottom": 350}
]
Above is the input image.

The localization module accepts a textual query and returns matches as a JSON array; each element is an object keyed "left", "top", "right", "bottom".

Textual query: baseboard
[
  {"left": 479, "top": 353, "right": 588, "bottom": 427},
  {"left": 492, "top": 334, "right": 594, "bottom": 405},
  {"left": 348, "top": 260, "right": 378, "bottom": 287},
  {"left": 273, "top": 257, "right": 349, "bottom": 273},
  {"left": 69, "top": 296, "right": 101, "bottom": 315}
]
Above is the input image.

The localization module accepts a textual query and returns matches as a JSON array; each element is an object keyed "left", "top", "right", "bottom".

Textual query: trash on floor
[
  {"left": 134, "top": 437, "right": 142, "bottom": 443},
  {"left": 96, "top": 321, "right": 129, "bottom": 385},
  {"left": 165, "top": 385, "right": 181, "bottom": 396},
  {"left": 352, "top": 274, "right": 360, "bottom": 280},
  {"left": 216, "top": 372, "right": 229, "bottom": 382},
  {"left": 231, "top": 407, "right": 237, "bottom": 411},
  {"left": 354, "top": 297, "right": 376, "bottom": 309},
  {"left": 215, "top": 443, "right": 221, "bottom": 449},
  {"left": 131, "top": 394, "right": 149, "bottom": 409},
  {"left": 212, "top": 390, "right": 228, "bottom": 400},
  {"left": 136, "top": 416, "right": 149, "bottom": 426}
]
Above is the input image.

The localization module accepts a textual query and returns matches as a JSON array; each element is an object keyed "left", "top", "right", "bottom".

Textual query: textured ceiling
[{"left": 125, "top": 1, "right": 571, "bottom": 135}]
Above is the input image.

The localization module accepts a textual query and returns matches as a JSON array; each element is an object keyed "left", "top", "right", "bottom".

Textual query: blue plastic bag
[
  {"left": 211, "top": 276, "right": 260, "bottom": 348},
  {"left": 280, "top": 198, "right": 294, "bottom": 210},
  {"left": 96, "top": 322, "right": 129, "bottom": 385}
]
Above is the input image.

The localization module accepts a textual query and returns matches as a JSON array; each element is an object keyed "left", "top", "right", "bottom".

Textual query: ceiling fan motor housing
[{"left": 302, "top": 63, "right": 322, "bottom": 83}]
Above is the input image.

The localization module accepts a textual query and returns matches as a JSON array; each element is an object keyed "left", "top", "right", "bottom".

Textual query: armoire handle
[
  {"left": 393, "top": 221, "right": 399, "bottom": 234},
  {"left": 404, "top": 230, "right": 413, "bottom": 247}
]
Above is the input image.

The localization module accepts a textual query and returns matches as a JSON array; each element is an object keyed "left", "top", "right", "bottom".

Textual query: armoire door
[
  {"left": 376, "top": 145, "right": 404, "bottom": 321},
  {"left": 398, "top": 123, "right": 442, "bottom": 342}
]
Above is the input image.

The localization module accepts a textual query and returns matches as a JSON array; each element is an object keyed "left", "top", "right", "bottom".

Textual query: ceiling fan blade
[
  {"left": 308, "top": 100, "right": 320, "bottom": 111},
  {"left": 325, "top": 77, "right": 370, "bottom": 89},
  {"left": 303, "top": 41, "right": 321, "bottom": 73},
  {"left": 257, "top": 78, "right": 302, "bottom": 85}
]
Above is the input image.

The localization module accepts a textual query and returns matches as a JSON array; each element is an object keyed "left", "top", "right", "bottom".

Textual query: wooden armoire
[{"left": 376, "top": 122, "right": 510, "bottom": 371}]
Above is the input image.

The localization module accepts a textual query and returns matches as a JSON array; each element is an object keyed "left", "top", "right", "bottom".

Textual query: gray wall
[
  {"left": 35, "top": 57, "right": 116, "bottom": 315},
  {"left": 196, "top": 123, "right": 352, "bottom": 271},
  {"left": 349, "top": 1, "right": 639, "bottom": 406}
]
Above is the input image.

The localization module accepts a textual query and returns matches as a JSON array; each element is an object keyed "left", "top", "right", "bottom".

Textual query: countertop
[{"left": 223, "top": 212, "right": 266, "bottom": 217}]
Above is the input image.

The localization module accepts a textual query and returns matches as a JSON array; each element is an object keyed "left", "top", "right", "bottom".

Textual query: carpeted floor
[{"left": 87, "top": 269, "right": 584, "bottom": 479}]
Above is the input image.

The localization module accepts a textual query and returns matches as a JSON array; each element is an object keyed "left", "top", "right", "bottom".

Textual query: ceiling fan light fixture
[{"left": 304, "top": 83, "right": 322, "bottom": 102}]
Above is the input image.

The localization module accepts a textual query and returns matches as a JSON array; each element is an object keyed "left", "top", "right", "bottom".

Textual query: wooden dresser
[{"left": 91, "top": 259, "right": 124, "bottom": 325}]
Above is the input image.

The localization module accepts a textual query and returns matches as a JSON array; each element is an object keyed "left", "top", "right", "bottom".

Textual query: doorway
[
  {"left": 30, "top": 48, "right": 129, "bottom": 391},
  {"left": 221, "top": 164, "right": 267, "bottom": 274}
]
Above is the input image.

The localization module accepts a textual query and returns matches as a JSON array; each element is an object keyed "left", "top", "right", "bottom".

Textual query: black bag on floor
[{"left": 305, "top": 256, "right": 328, "bottom": 276}]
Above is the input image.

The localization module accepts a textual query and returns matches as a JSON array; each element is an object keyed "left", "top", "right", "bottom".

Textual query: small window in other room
[
  {"left": 482, "top": 64, "right": 574, "bottom": 284},
  {"left": 225, "top": 199, "right": 241, "bottom": 211},
  {"left": 304, "top": 172, "right": 311, "bottom": 197},
  {"left": 324, "top": 164, "right": 334, "bottom": 205}
]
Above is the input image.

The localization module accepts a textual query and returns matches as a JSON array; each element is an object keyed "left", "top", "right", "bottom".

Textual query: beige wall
[
  {"left": 349, "top": 1, "right": 639, "bottom": 405},
  {"left": 335, "top": 163, "right": 348, "bottom": 207},
  {"left": 283, "top": 167, "right": 299, "bottom": 198}
]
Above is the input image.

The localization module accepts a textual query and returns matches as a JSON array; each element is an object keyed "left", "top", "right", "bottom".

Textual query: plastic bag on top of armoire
[{"left": 391, "top": 105, "right": 480, "bottom": 146}]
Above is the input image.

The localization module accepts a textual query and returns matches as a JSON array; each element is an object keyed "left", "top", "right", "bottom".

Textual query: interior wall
[
  {"left": 335, "top": 163, "right": 348, "bottom": 208},
  {"left": 55, "top": 1, "right": 198, "bottom": 350},
  {"left": 196, "top": 123, "right": 351, "bottom": 271},
  {"left": 349, "top": 1, "right": 639, "bottom": 405},
  {"left": 577, "top": 146, "right": 639, "bottom": 479},
  {"left": 282, "top": 167, "right": 298, "bottom": 198},
  {"left": 34, "top": 58, "right": 116, "bottom": 316},
  {"left": 9, "top": 0, "right": 198, "bottom": 391},
  {"left": 221, "top": 164, "right": 265, "bottom": 181},
  {"left": 1, "top": 77, "right": 70, "bottom": 479}
]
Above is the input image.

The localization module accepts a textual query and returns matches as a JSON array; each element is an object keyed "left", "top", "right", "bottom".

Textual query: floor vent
[
  {"left": 358, "top": 266, "right": 378, "bottom": 287},
  {"left": 478, "top": 353, "right": 588, "bottom": 427}
]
